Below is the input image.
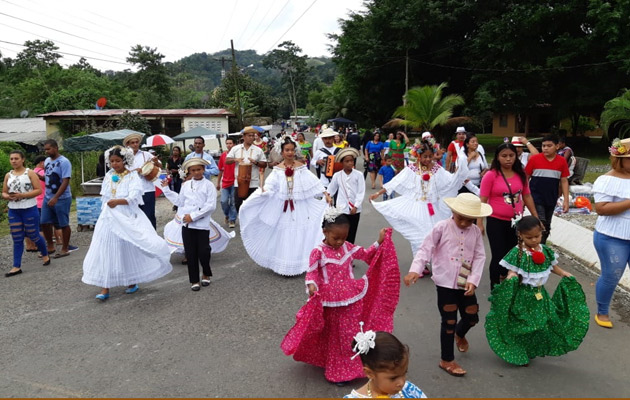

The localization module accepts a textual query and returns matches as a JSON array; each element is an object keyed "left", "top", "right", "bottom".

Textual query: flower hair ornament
[
  {"left": 510, "top": 213, "right": 523, "bottom": 228},
  {"left": 272, "top": 134, "right": 301, "bottom": 158},
  {"left": 323, "top": 205, "right": 344, "bottom": 223},
  {"left": 351, "top": 322, "right": 376, "bottom": 360},
  {"left": 609, "top": 138, "right": 628, "bottom": 156},
  {"left": 105, "top": 145, "right": 135, "bottom": 168}
]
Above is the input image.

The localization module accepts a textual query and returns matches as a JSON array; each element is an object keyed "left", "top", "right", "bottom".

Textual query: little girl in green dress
[{"left": 485, "top": 215, "right": 589, "bottom": 366}]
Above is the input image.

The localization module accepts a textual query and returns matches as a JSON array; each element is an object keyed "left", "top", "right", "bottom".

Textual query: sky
[{"left": 0, "top": 0, "right": 366, "bottom": 71}]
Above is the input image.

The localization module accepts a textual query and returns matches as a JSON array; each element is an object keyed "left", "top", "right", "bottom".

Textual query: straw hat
[
  {"left": 319, "top": 128, "right": 337, "bottom": 138},
  {"left": 422, "top": 131, "right": 432, "bottom": 139},
  {"left": 123, "top": 133, "right": 143, "bottom": 146},
  {"left": 610, "top": 138, "right": 630, "bottom": 158},
  {"left": 456, "top": 126, "right": 466, "bottom": 133},
  {"left": 511, "top": 137, "right": 524, "bottom": 147},
  {"left": 242, "top": 126, "right": 258, "bottom": 135},
  {"left": 443, "top": 193, "right": 493, "bottom": 219},
  {"left": 182, "top": 158, "right": 209, "bottom": 173},
  {"left": 335, "top": 147, "right": 360, "bottom": 163}
]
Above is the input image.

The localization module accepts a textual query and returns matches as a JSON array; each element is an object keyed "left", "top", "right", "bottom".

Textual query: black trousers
[
  {"left": 235, "top": 188, "right": 257, "bottom": 213},
  {"left": 345, "top": 212, "right": 361, "bottom": 244},
  {"left": 535, "top": 203, "right": 555, "bottom": 244},
  {"left": 486, "top": 216, "right": 517, "bottom": 289},
  {"left": 436, "top": 286, "right": 479, "bottom": 362},
  {"left": 182, "top": 226, "right": 212, "bottom": 284}
]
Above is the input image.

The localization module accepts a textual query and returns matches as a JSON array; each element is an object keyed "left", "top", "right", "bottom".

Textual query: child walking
[
  {"left": 281, "top": 210, "right": 400, "bottom": 384},
  {"left": 82, "top": 146, "right": 172, "bottom": 301},
  {"left": 325, "top": 147, "right": 365, "bottom": 244},
  {"left": 163, "top": 158, "right": 217, "bottom": 291},
  {"left": 404, "top": 193, "right": 492, "bottom": 377},
  {"left": 345, "top": 327, "right": 427, "bottom": 398},
  {"left": 377, "top": 154, "right": 396, "bottom": 200},
  {"left": 485, "top": 215, "right": 589, "bottom": 366}
]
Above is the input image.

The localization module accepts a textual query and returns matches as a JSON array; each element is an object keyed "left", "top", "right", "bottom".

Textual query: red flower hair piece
[{"left": 531, "top": 250, "right": 545, "bottom": 264}]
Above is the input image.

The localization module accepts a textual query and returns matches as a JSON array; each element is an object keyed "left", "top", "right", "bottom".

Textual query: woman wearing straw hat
[
  {"left": 404, "top": 193, "right": 492, "bottom": 377},
  {"left": 592, "top": 137, "right": 630, "bottom": 328}
]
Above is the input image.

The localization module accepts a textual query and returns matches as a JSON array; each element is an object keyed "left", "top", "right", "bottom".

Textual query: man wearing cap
[
  {"left": 511, "top": 136, "right": 539, "bottom": 168},
  {"left": 226, "top": 126, "right": 268, "bottom": 211},
  {"left": 184, "top": 136, "right": 219, "bottom": 180},
  {"left": 311, "top": 128, "right": 340, "bottom": 189},
  {"left": 445, "top": 127, "right": 467, "bottom": 172},
  {"left": 124, "top": 133, "right": 161, "bottom": 229}
]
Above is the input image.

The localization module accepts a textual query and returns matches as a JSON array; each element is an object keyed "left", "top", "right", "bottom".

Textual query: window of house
[{"left": 499, "top": 114, "right": 508, "bottom": 127}]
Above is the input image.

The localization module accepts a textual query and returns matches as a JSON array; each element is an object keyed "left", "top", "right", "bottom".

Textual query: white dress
[
  {"left": 239, "top": 165, "right": 327, "bottom": 276},
  {"left": 82, "top": 170, "right": 173, "bottom": 288},
  {"left": 159, "top": 182, "right": 235, "bottom": 254},
  {"left": 371, "top": 152, "right": 469, "bottom": 257}
]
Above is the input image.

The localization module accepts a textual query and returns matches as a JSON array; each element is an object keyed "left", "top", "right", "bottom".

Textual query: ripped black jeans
[{"left": 436, "top": 286, "right": 479, "bottom": 362}]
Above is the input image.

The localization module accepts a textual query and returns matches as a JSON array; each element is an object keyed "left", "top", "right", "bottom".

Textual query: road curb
[{"left": 550, "top": 215, "right": 630, "bottom": 291}]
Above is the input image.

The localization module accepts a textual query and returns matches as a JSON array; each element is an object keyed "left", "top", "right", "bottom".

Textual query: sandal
[
  {"left": 455, "top": 334, "right": 469, "bottom": 353},
  {"left": 439, "top": 360, "right": 466, "bottom": 377},
  {"left": 53, "top": 252, "right": 69, "bottom": 259}
]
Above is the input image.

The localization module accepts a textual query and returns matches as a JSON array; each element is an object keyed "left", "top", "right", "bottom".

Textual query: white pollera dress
[
  {"left": 371, "top": 150, "right": 469, "bottom": 257},
  {"left": 239, "top": 165, "right": 327, "bottom": 276},
  {"left": 82, "top": 170, "right": 173, "bottom": 288}
]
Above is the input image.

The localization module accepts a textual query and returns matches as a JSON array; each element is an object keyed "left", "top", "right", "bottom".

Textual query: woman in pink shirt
[
  {"left": 404, "top": 193, "right": 492, "bottom": 377},
  {"left": 25, "top": 156, "right": 46, "bottom": 252},
  {"left": 479, "top": 142, "right": 538, "bottom": 289}
]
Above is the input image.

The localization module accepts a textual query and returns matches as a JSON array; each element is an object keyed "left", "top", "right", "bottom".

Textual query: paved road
[{"left": 1, "top": 133, "right": 629, "bottom": 397}]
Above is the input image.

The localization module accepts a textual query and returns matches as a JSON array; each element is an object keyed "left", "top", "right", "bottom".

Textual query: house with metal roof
[
  {"left": 0, "top": 117, "right": 47, "bottom": 146},
  {"left": 38, "top": 109, "right": 235, "bottom": 138}
]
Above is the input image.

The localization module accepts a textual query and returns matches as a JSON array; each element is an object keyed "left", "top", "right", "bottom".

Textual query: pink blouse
[
  {"left": 479, "top": 169, "right": 530, "bottom": 221},
  {"left": 306, "top": 241, "right": 379, "bottom": 307},
  {"left": 409, "top": 218, "right": 485, "bottom": 289}
]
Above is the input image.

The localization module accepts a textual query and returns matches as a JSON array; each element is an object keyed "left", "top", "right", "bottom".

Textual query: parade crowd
[{"left": 3, "top": 124, "right": 630, "bottom": 398}]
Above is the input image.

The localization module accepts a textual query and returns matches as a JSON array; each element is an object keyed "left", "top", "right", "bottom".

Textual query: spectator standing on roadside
[{"left": 217, "top": 137, "right": 237, "bottom": 229}]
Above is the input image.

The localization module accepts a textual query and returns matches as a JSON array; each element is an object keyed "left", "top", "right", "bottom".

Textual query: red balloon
[{"left": 96, "top": 97, "right": 107, "bottom": 108}]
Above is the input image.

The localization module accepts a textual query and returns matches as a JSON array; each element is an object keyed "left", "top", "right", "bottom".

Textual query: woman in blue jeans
[
  {"left": 592, "top": 137, "right": 630, "bottom": 328},
  {"left": 2, "top": 150, "right": 50, "bottom": 277}
]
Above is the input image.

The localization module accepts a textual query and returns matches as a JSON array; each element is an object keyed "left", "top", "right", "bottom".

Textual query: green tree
[
  {"left": 600, "top": 89, "right": 630, "bottom": 140},
  {"left": 117, "top": 111, "right": 151, "bottom": 134},
  {"left": 392, "top": 83, "right": 464, "bottom": 133},
  {"left": 263, "top": 41, "right": 310, "bottom": 119},
  {"left": 127, "top": 45, "right": 171, "bottom": 107},
  {"left": 14, "top": 40, "right": 61, "bottom": 72}
]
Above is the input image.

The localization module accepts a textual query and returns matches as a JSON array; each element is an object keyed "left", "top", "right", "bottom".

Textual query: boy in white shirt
[{"left": 324, "top": 147, "right": 365, "bottom": 244}]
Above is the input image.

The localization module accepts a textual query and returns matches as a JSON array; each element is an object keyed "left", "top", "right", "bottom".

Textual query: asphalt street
[{"left": 1, "top": 132, "right": 629, "bottom": 397}]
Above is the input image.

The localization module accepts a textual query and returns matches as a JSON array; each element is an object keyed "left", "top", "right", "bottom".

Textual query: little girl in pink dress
[{"left": 281, "top": 209, "right": 401, "bottom": 384}]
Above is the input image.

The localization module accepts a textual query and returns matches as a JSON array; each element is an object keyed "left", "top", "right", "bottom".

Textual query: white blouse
[
  {"left": 162, "top": 178, "right": 217, "bottom": 231},
  {"left": 593, "top": 175, "right": 630, "bottom": 240},
  {"left": 326, "top": 169, "right": 365, "bottom": 213},
  {"left": 7, "top": 169, "right": 37, "bottom": 209}
]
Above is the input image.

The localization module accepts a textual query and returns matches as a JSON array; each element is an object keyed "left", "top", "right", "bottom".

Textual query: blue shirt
[
  {"left": 44, "top": 155, "right": 72, "bottom": 200},
  {"left": 185, "top": 151, "right": 219, "bottom": 179},
  {"left": 365, "top": 141, "right": 386, "bottom": 155},
  {"left": 378, "top": 165, "right": 396, "bottom": 184}
]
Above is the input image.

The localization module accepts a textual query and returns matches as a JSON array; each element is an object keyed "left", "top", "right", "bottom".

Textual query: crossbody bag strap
[{"left": 498, "top": 170, "right": 517, "bottom": 216}]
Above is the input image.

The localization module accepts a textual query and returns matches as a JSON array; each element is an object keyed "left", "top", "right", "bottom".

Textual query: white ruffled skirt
[
  {"left": 163, "top": 214, "right": 236, "bottom": 254},
  {"left": 82, "top": 205, "right": 173, "bottom": 288},
  {"left": 371, "top": 195, "right": 452, "bottom": 256},
  {"left": 239, "top": 189, "right": 327, "bottom": 276}
]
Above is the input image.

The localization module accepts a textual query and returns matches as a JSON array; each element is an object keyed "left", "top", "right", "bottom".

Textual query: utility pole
[{"left": 230, "top": 39, "right": 243, "bottom": 130}]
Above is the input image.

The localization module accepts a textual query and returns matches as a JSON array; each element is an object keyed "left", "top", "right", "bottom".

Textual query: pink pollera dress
[{"left": 281, "top": 229, "right": 400, "bottom": 383}]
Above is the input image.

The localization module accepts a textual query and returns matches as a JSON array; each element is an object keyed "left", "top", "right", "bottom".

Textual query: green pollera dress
[{"left": 485, "top": 244, "right": 589, "bottom": 365}]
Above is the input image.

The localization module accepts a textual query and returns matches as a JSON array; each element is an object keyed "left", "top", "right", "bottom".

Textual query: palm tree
[
  {"left": 393, "top": 82, "right": 464, "bottom": 132},
  {"left": 600, "top": 89, "right": 630, "bottom": 140}
]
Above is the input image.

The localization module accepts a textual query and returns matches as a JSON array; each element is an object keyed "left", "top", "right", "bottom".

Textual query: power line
[
  {"left": 243, "top": 0, "right": 277, "bottom": 49},
  {"left": 408, "top": 57, "right": 626, "bottom": 72},
  {"left": 236, "top": 0, "right": 263, "bottom": 46},
  {"left": 250, "top": 0, "right": 291, "bottom": 49},
  {"left": 264, "top": 0, "right": 321, "bottom": 53},
  {"left": 0, "top": 11, "right": 127, "bottom": 52},
  {"left": 2, "top": 22, "right": 129, "bottom": 63},
  {"left": 218, "top": 0, "right": 240, "bottom": 52},
  {"left": 0, "top": 40, "right": 130, "bottom": 66}
]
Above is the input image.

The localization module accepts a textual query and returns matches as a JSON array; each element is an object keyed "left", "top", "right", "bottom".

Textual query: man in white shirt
[
  {"left": 312, "top": 124, "right": 326, "bottom": 178},
  {"left": 184, "top": 136, "right": 219, "bottom": 180},
  {"left": 124, "top": 133, "right": 161, "bottom": 229},
  {"left": 226, "top": 126, "right": 268, "bottom": 211},
  {"left": 324, "top": 147, "right": 365, "bottom": 244},
  {"left": 311, "top": 128, "right": 339, "bottom": 188}
]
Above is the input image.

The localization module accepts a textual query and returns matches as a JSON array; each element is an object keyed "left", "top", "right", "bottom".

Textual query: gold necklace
[
  {"left": 111, "top": 170, "right": 129, "bottom": 197},
  {"left": 366, "top": 380, "right": 403, "bottom": 398}
]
